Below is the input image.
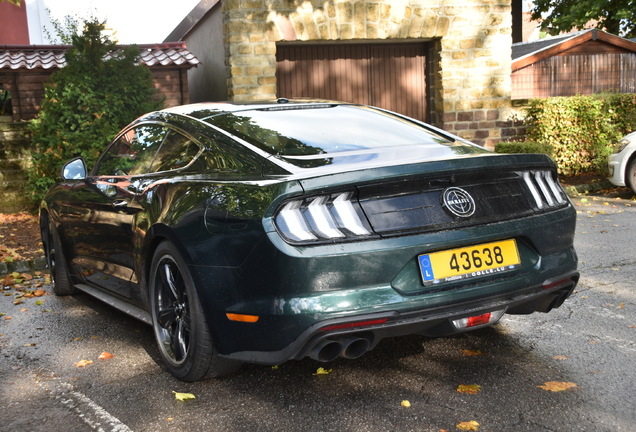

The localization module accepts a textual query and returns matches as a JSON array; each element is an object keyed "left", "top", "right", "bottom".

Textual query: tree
[
  {"left": 531, "top": 0, "right": 636, "bottom": 39},
  {"left": 42, "top": 9, "right": 83, "bottom": 44},
  {"left": 0, "top": 0, "right": 21, "bottom": 6},
  {"left": 28, "top": 19, "right": 164, "bottom": 203}
]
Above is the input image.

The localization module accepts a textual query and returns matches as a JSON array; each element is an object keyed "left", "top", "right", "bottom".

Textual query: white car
[{"left": 608, "top": 131, "right": 636, "bottom": 193}]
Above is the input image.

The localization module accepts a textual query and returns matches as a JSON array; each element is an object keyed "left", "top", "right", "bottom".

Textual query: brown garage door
[{"left": 276, "top": 43, "right": 427, "bottom": 122}]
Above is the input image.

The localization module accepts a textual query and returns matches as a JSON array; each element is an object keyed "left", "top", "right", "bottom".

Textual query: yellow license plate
[{"left": 418, "top": 239, "right": 520, "bottom": 286}]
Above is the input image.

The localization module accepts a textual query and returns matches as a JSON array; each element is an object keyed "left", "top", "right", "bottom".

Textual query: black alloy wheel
[
  {"left": 149, "top": 241, "right": 242, "bottom": 381},
  {"left": 154, "top": 254, "right": 191, "bottom": 365},
  {"left": 43, "top": 217, "right": 75, "bottom": 296}
]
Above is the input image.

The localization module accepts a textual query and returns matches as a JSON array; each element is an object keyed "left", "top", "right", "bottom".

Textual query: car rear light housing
[
  {"left": 452, "top": 309, "right": 505, "bottom": 329},
  {"left": 274, "top": 192, "right": 373, "bottom": 244},
  {"left": 522, "top": 170, "right": 566, "bottom": 209}
]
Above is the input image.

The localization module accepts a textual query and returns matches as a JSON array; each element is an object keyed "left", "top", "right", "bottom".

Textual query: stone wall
[
  {"left": 221, "top": 0, "right": 513, "bottom": 148},
  {"left": 0, "top": 121, "right": 33, "bottom": 213}
]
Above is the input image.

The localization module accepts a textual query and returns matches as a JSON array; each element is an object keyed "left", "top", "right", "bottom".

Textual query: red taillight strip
[
  {"left": 543, "top": 277, "right": 572, "bottom": 290},
  {"left": 320, "top": 318, "right": 388, "bottom": 332}
]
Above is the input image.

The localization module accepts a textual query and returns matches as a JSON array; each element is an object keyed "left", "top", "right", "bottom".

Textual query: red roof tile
[{"left": 0, "top": 42, "right": 199, "bottom": 70}]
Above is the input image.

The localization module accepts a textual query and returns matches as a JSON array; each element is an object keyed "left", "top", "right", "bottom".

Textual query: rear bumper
[{"left": 221, "top": 270, "right": 578, "bottom": 365}]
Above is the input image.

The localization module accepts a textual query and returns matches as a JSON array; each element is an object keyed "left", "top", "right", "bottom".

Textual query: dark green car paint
[{"left": 41, "top": 101, "right": 578, "bottom": 368}]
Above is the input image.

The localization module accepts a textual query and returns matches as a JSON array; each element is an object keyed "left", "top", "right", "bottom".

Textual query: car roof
[{"left": 161, "top": 99, "right": 349, "bottom": 118}]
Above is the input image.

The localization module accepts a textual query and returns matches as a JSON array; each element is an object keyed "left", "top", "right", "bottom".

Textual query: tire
[
  {"left": 44, "top": 219, "right": 77, "bottom": 296},
  {"left": 627, "top": 158, "right": 636, "bottom": 195},
  {"left": 149, "top": 241, "right": 242, "bottom": 381}
]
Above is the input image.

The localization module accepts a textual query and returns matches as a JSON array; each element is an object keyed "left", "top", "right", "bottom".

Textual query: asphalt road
[{"left": 1, "top": 192, "right": 635, "bottom": 432}]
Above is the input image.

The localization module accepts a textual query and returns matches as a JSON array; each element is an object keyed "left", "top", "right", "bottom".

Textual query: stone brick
[
  {"left": 254, "top": 44, "right": 277, "bottom": 55},
  {"left": 458, "top": 112, "right": 473, "bottom": 122},
  {"left": 473, "top": 110, "right": 485, "bottom": 121},
  {"left": 469, "top": 122, "right": 479, "bottom": 130},
  {"left": 354, "top": 2, "right": 366, "bottom": 38},
  {"left": 422, "top": 12, "right": 437, "bottom": 38},
  {"left": 404, "top": 6, "right": 412, "bottom": 19},
  {"left": 488, "top": 13, "right": 503, "bottom": 26},
  {"left": 454, "top": 123, "right": 469, "bottom": 130},
  {"left": 486, "top": 110, "right": 499, "bottom": 120},
  {"left": 435, "top": 16, "right": 450, "bottom": 37},
  {"left": 264, "top": 66, "right": 276, "bottom": 75},
  {"left": 501, "top": 128, "right": 517, "bottom": 137},
  {"left": 327, "top": 4, "right": 336, "bottom": 18},
  {"left": 238, "top": 44, "right": 252, "bottom": 54},
  {"left": 258, "top": 76, "right": 277, "bottom": 84},
  {"left": 452, "top": 51, "right": 467, "bottom": 59},
  {"left": 366, "top": 3, "right": 379, "bottom": 21},
  {"left": 338, "top": 3, "right": 352, "bottom": 22},
  {"left": 367, "top": 22, "right": 378, "bottom": 38},
  {"left": 472, "top": 139, "right": 486, "bottom": 147},
  {"left": 443, "top": 112, "right": 457, "bottom": 122},
  {"left": 409, "top": 16, "right": 423, "bottom": 37},
  {"left": 231, "top": 67, "right": 244, "bottom": 76},
  {"left": 380, "top": 4, "right": 391, "bottom": 19},
  {"left": 250, "top": 34, "right": 266, "bottom": 43},
  {"left": 457, "top": 130, "right": 475, "bottom": 139},
  {"left": 320, "top": 24, "right": 329, "bottom": 39},
  {"left": 225, "top": 34, "right": 247, "bottom": 43},
  {"left": 474, "top": 130, "right": 490, "bottom": 138},
  {"left": 229, "top": 76, "right": 255, "bottom": 85},
  {"left": 314, "top": 8, "right": 327, "bottom": 24},
  {"left": 455, "top": 100, "right": 470, "bottom": 111},
  {"left": 495, "top": 120, "right": 512, "bottom": 128},
  {"left": 303, "top": 12, "right": 321, "bottom": 39},
  {"left": 479, "top": 121, "right": 494, "bottom": 128},
  {"left": 473, "top": 49, "right": 492, "bottom": 58},
  {"left": 330, "top": 20, "right": 339, "bottom": 38},
  {"left": 340, "top": 23, "right": 353, "bottom": 39},
  {"left": 460, "top": 39, "right": 474, "bottom": 49},
  {"left": 246, "top": 66, "right": 261, "bottom": 75}
]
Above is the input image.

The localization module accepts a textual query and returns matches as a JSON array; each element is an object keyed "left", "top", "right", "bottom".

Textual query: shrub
[
  {"left": 494, "top": 141, "right": 554, "bottom": 157},
  {"left": 523, "top": 95, "right": 618, "bottom": 176},
  {"left": 27, "top": 19, "right": 164, "bottom": 203}
]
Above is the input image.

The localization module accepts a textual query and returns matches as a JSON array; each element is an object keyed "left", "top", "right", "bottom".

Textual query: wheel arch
[{"left": 625, "top": 151, "right": 636, "bottom": 186}]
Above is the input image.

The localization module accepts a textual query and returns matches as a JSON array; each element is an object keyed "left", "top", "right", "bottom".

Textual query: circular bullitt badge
[{"left": 442, "top": 187, "right": 475, "bottom": 218}]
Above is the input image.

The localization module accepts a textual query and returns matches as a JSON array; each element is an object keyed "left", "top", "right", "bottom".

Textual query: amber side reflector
[
  {"left": 226, "top": 313, "right": 259, "bottom": 323},
  {"left": 320, "top": 318, "right": 388, "bottom": 332}
]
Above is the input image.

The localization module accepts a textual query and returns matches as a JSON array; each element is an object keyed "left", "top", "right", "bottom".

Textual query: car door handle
[{"left": 111, "top": 200, "right": 128, "bottom": 209}]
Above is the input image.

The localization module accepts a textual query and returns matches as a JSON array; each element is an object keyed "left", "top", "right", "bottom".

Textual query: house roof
[
  {"left": 512, "top": 29, "right": 636, "bottom": 72},
  {"left": 0, "top": 42, "right": 200, "bottom": 70},
  {"left": 164, "top": 0, "right": 220, "bottom": 42}
]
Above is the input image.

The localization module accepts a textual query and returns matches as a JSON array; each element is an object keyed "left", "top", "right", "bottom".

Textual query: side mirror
[{"left": 61, "top": 157, "right": 87, "bottom": 180}]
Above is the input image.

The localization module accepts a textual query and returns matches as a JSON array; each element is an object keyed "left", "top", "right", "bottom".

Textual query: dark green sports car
[{"left": 40, "top": 100, "right": 578, "bottom": 381}]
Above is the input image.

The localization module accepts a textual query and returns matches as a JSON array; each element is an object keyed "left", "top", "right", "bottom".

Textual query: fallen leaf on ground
[
  {"left": 618, "top": 302, "right": 624, "bottom": 309},
  {"left": 461, "top": 349, "right": 486, "bottom": 356},
  {"left": 271, "top": 365, "right": 278, "bottom": 370},
  {"left": 553, "top": 355, "right": 568, "bottom": 360},
  {"left": 538, "top": 381, "right": 578, "bottom": 392},
  {"left": 313, "top": 367, "right": 332, "bottom": 375},
  {"left": 91, "top": 335, "right": 99, "bottom": 339},
  {"left": 13, "top": 299, "right": 22, "bottom": 305},
  {"left": 172, "top": 391, "right": 195, "bottom": 401},
  {"left": 35, "top": 300, "right": 42, "bottom": 305},
  {"left": 74, "top": 360, "right": 93, "bottom": 367},
  {"left": 629, "top": 325, "right": 636, "bottom": 328},
  {"left": 20, "top": 273, "right": 32, "bottom": 281},
  {"left": 23, "top": 343, "right": 36, "bottom": 347},
  {"left": 70, "top": 337, "right": 83, "bottom": 342},
  {"left": 34, "top": 289, "right": 45, "bottom": 297},
  {"left": 401, "top": 400, "right": 411, "bottom": 407},
  {"left": 457, "top": 384, "right": 481, "bottom": 394},
  {"left": 456, "top": 420, "right": 479, "bottom": 431},
  {"left": 20, "top": 308, "right": 28, "bottom": 312},
  {"left": 98, "top": 351, "right": 114, "bottom": 359},
  {"left": 4, "top": 316, "right": 10, "bottom": 320}
]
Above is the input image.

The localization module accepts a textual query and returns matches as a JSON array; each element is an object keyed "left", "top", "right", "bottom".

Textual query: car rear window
[{"left": 203, "top": 105, "right": 454, "bottom": 156}]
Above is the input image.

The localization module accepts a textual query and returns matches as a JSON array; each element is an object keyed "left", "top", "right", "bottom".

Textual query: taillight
[
  {"left": 522, "top": 170, "right": 566, "bottom": 209},
  {"left": 275, "top": 192, "right": 372, "bottom": 243}
]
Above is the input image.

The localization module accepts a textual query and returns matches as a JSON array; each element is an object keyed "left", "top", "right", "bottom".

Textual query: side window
[
  {"left": 96, "top": 125, "right": 168, "bottom": 176},
  {"left": 150, "top": 131, "right": 200, "bottom": 173}
]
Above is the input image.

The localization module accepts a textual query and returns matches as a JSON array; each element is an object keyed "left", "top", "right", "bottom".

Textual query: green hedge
[
  {"left": 520, "top": 93, "right": 636, "bottom": 176},
  {"left": 494, "top": 141, "right": 554, "bottom": 157}
]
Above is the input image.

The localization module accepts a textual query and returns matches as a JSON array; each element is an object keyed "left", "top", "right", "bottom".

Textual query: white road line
[{"left": 57, "top": 382, "right": 133, "bottom": 432}]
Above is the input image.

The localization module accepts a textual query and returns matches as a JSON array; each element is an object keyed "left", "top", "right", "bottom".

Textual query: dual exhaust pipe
[{"left": 309, "top": 336, "right": 371, "bottom": 362}]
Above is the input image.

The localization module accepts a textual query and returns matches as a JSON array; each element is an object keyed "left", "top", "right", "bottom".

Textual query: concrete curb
[
  {"left": 560, "top": 179, "right": 614, "bottom": 197},
  {"left": 0, "top": 256, "right": 47, "bottom": 275}
]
